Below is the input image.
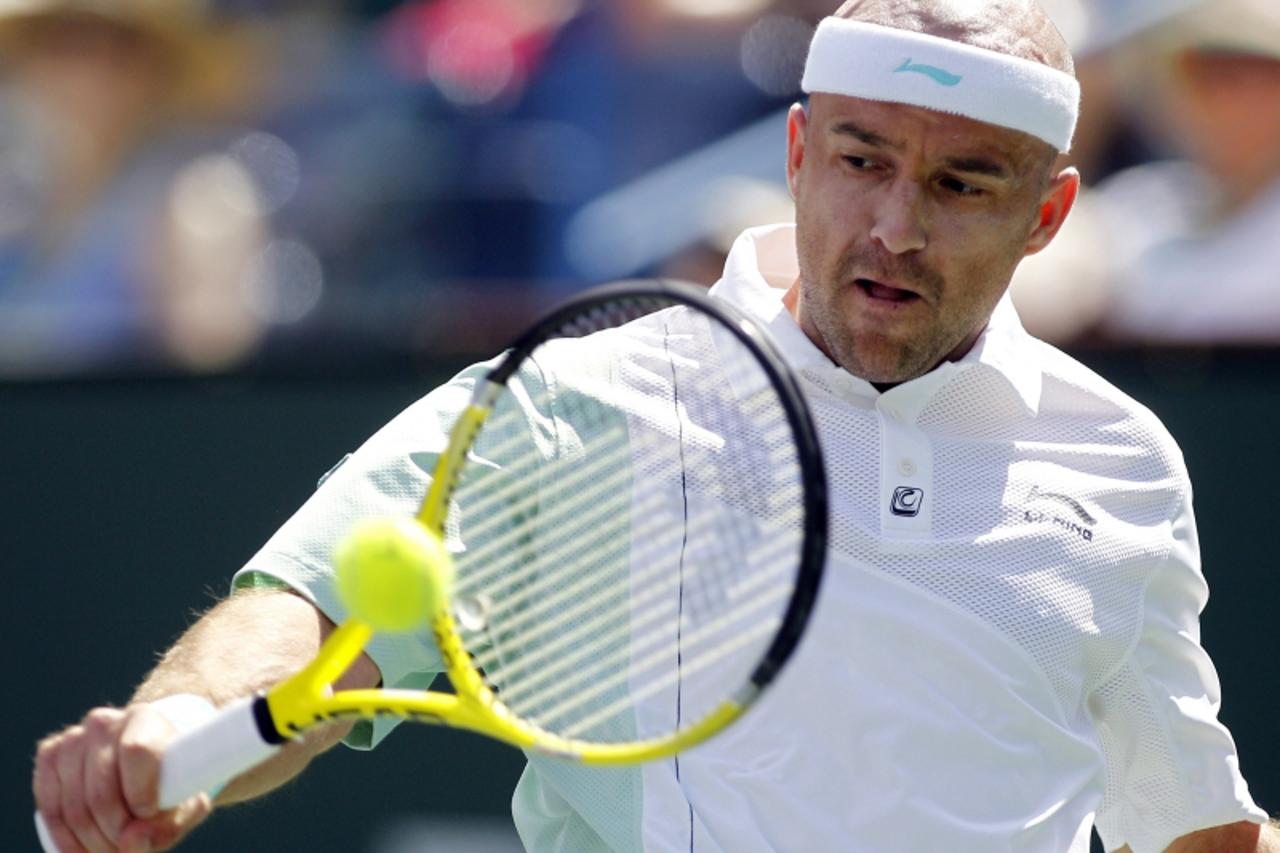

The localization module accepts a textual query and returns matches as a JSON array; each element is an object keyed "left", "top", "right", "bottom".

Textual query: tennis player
[{"left": 33, "top": 0, "right": 1277, "bottom": 851}]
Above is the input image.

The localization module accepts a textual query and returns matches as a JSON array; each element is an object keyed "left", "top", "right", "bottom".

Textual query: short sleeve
[
  {"left": 231, "top": 360, "right": 497, "bottom": 748},
  {"left": 1091, "top": 485, "right": 1268, "bottom": 853}
]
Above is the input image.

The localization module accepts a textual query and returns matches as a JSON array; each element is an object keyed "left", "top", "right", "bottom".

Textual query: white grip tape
[
  {"left": 34, "top": 693, "right": 227, "bottom": 853},
  {"left": 158, "top": 694, "right": 281, "bottom": 808},
  {"left": 151, "top": 692, "right": 220, "bottom": 735},
  {"left": 34, "top": 811, "right": 58, "bottom": 853}
]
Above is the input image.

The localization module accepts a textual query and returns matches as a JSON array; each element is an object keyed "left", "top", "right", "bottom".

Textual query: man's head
[{"left": 785, "top": 0, "right": 1080, "bottom": 386}]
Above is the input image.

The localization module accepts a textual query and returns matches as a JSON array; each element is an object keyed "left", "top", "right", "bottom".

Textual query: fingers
[
  {"left": 54, "top": 710, "right": 127, "bottom": 852},
  {"left": 118, "top": 794, "right": 213, "bottom": 853},
  {"left": 117, "top": 705, "right": 178, "bottom": 820},
  {"left": 34, "top": 704, "right": 214, "bottom": 853},
  {"left": 84, "top": 710, "right": 133, "bottom": 842},
  {"left": 34, "top": 731, "right": 86, "bottom": 853},
  {"left": 41, "top": 814, "right": 88, "bottom": 853},
  {"left": 73, "top": 726, "right": 118, "bottom": 850},
  {"left": 37, "top": 719, "right": 109, "bottom": 853},
  {"left": 34, "top": 731, "right": 66, "bottom": 833}
]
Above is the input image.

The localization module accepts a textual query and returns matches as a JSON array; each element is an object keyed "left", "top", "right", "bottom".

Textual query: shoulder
[{"left": 1030, "top": 339, "right": 1190, "bottom": 488}]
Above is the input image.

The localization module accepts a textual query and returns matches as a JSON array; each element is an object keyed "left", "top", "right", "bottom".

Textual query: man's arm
[
  {"left": 1112, "top": 820, "right": 1280, "bottom": 853},
  {"left": 32, "top": 589, "right": 379, "bottom": 853}
]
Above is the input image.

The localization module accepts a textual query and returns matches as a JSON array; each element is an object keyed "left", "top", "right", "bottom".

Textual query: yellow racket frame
[{"left": 258, "top": 398, "right": 750, "bottom": 765}]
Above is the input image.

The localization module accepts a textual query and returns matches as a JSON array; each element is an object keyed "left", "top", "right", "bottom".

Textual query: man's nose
[{"left": 868, "top": 180, "right": 927, "bottom": 255}]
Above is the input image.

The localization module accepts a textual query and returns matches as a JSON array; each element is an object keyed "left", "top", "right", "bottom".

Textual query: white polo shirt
[{"left": 237, "top": 224, "right": 1266, "bottom": 853}]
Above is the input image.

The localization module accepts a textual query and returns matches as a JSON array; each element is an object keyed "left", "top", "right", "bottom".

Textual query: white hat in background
[
  {"left": 1163, "top": 0, "right": 1280, "bottom": 60},
  {"left": 1038, "top": 0, "right": 1200, "bottom": 58}
]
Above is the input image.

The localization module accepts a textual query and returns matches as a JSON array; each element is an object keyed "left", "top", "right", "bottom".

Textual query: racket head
[{"left": 421, "top": 280, "right": 827, "bottom": 762}]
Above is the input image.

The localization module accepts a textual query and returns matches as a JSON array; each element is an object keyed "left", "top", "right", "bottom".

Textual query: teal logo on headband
[{"left": 894, "top": 58, "right": 963, "bottom": 87}]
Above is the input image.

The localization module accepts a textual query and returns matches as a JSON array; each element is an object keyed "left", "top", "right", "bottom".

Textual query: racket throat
[
  {"left": 250, "top": 695, "right": 290, "bottom": 745},
  {"left": 265, "top": 619, "right": 374, "bottom": 738}
]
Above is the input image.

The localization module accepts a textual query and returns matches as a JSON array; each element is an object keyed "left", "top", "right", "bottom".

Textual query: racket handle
[
  {"left": 34, "top": 811, "right": 57, "bottom": 853},
  {"left": 158, "top": 694, "right": 282, "bottom": 808}
]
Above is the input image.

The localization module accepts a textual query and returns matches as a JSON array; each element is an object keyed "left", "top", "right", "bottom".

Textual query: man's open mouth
[{"left": 856, "top": 279, "right": 920, "bottom": 303}]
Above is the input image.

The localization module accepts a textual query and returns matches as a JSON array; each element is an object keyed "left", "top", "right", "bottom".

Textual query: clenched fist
[{"left": 33, "top": 701, "right": 214, "bottom": 853}]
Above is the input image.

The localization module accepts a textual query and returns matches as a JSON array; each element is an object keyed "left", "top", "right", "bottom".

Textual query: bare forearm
[
  {"left": 1261, "top": 819, "right": 1280, "bottom": 853},
  {"left": 1119, "top": 817, "right": 1280, "bottom": 852},
  {"left": 131, "top": 589, "right": 378, "bottom": 804},
  {"left": 35, "top": 587, "right": 379, "bottom": 851}
]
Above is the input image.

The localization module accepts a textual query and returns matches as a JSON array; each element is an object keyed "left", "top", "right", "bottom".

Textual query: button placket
[{"left": 877, "top": 404, "right": 934, "bottom": 539}]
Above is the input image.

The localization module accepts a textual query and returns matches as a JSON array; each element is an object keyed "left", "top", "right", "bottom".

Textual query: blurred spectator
[
  {"left": 1013, "top": 0, "right": 1280, "bottom": 345},
  {"left": 0, "top": 0, "right": 848, "bottom": 374},
  {"left": 561, "top": 0, "right": 1191, "bottom": 293},
  {"left": 548, "top": 0, "right": 817, "bottom": 286},
  {"left": 0, "top": 0, "right": 1019, "bottom": 374},
  {"left": 292, "top": 0, "right": 787, "bottom": 342},
  {"left": 381, "top": 0, "right": 581, "bottom": 109},
  {"left": 0, "top": 0, "right": 273, "bottom": 376},
  {"left": 513, "top": 0, "right": 801, "bottom": 290},
  {"left": 1100, "top": 0, "right": 1280, "bottom": 343},
  {"left": 1035, "top": 0, "right": 1196, "bottom": 184}
]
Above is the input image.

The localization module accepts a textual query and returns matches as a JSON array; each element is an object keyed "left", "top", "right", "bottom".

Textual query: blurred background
[{"left": 4, "top": 0, "right": 1278, "bottom": 849}]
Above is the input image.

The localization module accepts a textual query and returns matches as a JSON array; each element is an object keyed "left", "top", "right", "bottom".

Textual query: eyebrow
[
  {"left": 831, "top": 121, "right": 900, "bottom": 151},
  {"left": 942, "top": 156, "right": 1011, "bottom": 181},
  {"left": 830, "top": 120, "right": 1013, "bottom": 181}
]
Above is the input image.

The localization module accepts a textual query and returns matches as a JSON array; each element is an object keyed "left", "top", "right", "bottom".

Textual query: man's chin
[{"left": 835, "top": 344, "right": 931, "bottom": 387}]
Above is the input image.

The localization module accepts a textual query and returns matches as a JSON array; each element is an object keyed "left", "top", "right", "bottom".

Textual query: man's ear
[
  {"left": 1024, "top": 166, "right": 1080, "bottom": 257},
  {"left": 786, "top": 102, "right": 808, "bottom": 199}
]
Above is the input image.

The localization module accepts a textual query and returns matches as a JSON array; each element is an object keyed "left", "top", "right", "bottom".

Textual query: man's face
[{"left": 786, "top": 93, "right": 1066, "bottom": 384}]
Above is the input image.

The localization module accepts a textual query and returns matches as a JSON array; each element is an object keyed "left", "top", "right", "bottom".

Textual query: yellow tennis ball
[{"left": 334, "top": 517, "right": 454, "bottom": 632}]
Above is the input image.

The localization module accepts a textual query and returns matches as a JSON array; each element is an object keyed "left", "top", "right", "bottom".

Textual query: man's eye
[
  {"left": 843, "top": 156, "right": 873, "bottom": 170},
  {"left": 940, "top": 176, "right": 983, "bottom": 196}
]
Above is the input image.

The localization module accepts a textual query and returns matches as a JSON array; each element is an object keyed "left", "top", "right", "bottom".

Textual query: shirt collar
[{"left": 709, "top": 223, "right": 1043, "bottom": 416}]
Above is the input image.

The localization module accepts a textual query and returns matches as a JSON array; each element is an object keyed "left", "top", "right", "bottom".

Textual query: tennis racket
[{"left": 36, "top": 280, "right": 827, "bottom": 849}]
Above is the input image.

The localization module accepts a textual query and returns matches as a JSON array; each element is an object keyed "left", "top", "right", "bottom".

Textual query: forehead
[{"left": 809, "top": 92, "right": 1046, "bottom": 172}]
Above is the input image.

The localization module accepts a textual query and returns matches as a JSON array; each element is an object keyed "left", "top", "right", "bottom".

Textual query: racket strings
[
  {"left": 481, "top": 510, "right": 798, "bottom": 729},
  {"left": 479, "top": 491, "right": 799, "bottom": 737},
  {"left": 450, "top": 375, "right": 797, "bottom": 595},
  {"left": 453, "top": 408, "right": 801, "bottom": 670},
  {"left": 444, "top": 306, "right": 808, "bottom": 744},
  {"left": 442, "top": 354, "right": 717, "bottom": 582},
  {"left": 454, "top": 406, "right": 798, "bottom": 598},
  {"left": 450, "top": 425, "right": 633, "bottom": 591},
  {"left": 484, "top": 542, "right": 795, "bottom": 722},
  {"left": 455, "top": 422, "right": 789, "bottom": 628},
  {"left": 471, "top": 507, "right": 790, "bottom": 671},
  {"left": 467, "top": 510, "right": 798, "bottom": 704},
  {"left": 558, "top": 606, "right": 784, "bottom": 738}
]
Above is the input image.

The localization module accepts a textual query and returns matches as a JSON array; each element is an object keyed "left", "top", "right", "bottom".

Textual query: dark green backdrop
[{"left": 5, "top": 349, "right": 1275, "bottom": 850}]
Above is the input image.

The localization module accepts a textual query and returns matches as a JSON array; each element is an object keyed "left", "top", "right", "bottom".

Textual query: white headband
[{"left": 801, "top": 19, "right": 1080, "bottom": 152}]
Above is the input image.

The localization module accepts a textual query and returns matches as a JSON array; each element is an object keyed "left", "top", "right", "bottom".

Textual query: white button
[
  {"left": 882, "top": 405, "right": 901, "bottom": 420},
  {"left": 898, "top": 459, "right": 917, "bottom": 476}
]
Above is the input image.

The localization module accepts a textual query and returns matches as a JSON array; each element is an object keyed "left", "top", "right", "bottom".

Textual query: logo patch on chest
[{"left": 891, "top": 486, "right": 925, "bottom": 518}]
